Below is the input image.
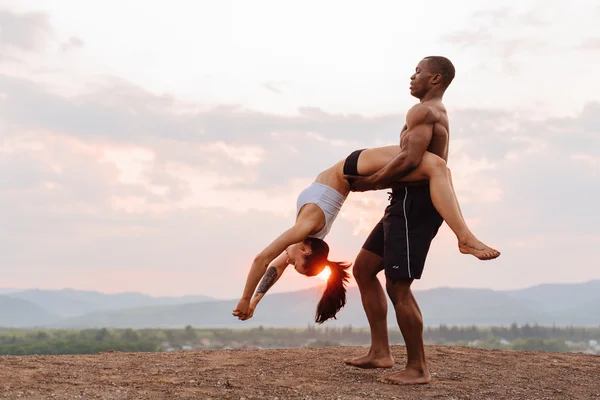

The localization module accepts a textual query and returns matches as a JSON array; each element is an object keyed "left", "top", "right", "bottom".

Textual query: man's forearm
[{"left": 378, "top": 152, "right": 419, "bottom": 183}]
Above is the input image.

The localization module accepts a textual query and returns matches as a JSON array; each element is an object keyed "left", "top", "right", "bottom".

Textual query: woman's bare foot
[
  {"left": 458, "top": 235, "right": 500, "bottom": 260},
  {"left": 344, "top": 352, "right": 394, "bottom": 369},
  {"left": 379, "top": 366, "right": 432, "bottom": 385}
]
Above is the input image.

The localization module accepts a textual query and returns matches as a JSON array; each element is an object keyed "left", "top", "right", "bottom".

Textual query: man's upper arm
[
  {"left": 347, "top": 105, "right": 435, "bottom": 189},
  {"left": 402, "top": 124, "right": 433, "bottom": 166},
  {"left": 402, "top": 106, "right": 434, "bottom": 165}
]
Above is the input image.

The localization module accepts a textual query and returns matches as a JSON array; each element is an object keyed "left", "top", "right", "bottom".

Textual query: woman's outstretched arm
[
  {"left": 233, "top": 220, "right": 314, "bottom": 319},
  {"left": 234, "top": 252, "right": 289, "bottom": 321}
]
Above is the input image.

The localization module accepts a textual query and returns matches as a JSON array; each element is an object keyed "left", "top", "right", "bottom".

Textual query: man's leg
[
  {"left": 380, "top": 278, "right": 431, "bottom": 385},
  {"left": 376, "top": 186, "right": 441, "bottom": 385},
  {"left": 344, "top": 248, "right": 394, "bottom": 369}
]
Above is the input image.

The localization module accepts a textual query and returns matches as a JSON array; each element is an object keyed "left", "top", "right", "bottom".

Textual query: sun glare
[{"left": 317, "top": 266, "right": 331, "bottom": 281}]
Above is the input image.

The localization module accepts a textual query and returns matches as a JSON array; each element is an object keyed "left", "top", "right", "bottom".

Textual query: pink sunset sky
[{"left": 1, "top": 0, "right": 599, "bottom": 299}]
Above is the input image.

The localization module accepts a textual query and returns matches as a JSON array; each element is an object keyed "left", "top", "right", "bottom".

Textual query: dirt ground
[{"left": 1, "top": 345, "right": 599, "bottom": 400}]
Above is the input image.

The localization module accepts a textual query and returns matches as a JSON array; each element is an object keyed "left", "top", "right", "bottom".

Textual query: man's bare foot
[
  {"left": 458, "top": 236, "right": 500, "bottom": 260},
  {"left": 379, "top": 366, "right": 432, "bottom": 385},
  {"left": 344, "top": 353, "right": 394, "bottom": 369}
]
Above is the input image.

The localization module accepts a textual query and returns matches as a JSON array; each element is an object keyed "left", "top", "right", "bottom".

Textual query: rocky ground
[{"left": 1, "top": 345, "right": 599, "bottom": 399}]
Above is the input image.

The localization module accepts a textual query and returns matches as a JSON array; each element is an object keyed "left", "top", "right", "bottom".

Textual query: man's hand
[{"left": 345, "top": 172, "right": 389, "bottom": 192}]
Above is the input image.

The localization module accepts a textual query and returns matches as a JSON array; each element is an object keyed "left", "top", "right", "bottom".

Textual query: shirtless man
[{"left": 344, "top": 56, "right": 477, "bottom": 385}]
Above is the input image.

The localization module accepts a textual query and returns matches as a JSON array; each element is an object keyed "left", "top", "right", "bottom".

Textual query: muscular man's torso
[
  {"left": 391, "top": 100, "right": 449, "bottom": 189},
  {"left": 401, "top": 100, "right": 449, "bottom": 162}
]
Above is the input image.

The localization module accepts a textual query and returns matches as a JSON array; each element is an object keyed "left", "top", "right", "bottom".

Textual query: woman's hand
[
  {"left": 232, "top": 297, "right": 251, "bottom": 320},
  {"left": 233, "top": 297, "right": 258, "bottom": 321}
]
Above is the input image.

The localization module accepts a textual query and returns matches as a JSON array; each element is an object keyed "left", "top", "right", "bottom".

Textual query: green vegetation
[
  {"left": 0, "top": 327, "right": 160, "bottom": 355},
  {"left": 1, "top": 324, "right": 598, "bottom": 356}
]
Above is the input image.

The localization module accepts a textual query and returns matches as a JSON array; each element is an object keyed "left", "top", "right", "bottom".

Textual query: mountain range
[{"left": 1, "top": 281, "right": 599, "bottom": 329}]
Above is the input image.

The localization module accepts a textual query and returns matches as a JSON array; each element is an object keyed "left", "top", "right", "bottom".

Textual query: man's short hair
[{"left": 424, "top": 56, "right": 455, "bottom": 88}]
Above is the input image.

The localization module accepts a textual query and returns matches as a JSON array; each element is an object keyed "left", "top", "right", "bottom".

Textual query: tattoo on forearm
[{"left": 254, "top": 266, "right": 278, "bottom": 297}]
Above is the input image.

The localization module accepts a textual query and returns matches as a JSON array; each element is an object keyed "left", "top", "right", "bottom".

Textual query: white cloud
[
  {"left": 0, "top": 9, "right": 54, "bottom": 51},
  {"left": 0, "top": 1, "right": 598, "bottom": 297},
  {"left": 203, "top": 142, "right": 265, "bottom": 167},
  {"left": 1, "top": 67, "right": 598, "bottom": 296}
]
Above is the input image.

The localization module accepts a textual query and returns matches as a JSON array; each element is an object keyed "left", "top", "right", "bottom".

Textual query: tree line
[{"left": 1, "top": 323, "right": 598, "bottom": 356}]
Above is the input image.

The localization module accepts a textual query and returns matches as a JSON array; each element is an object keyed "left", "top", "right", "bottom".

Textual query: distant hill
[
  {"left": 409, "top": 287, "right": 541, "bottom": 325},
  {"left": 7, "top": 289, "right": 215, "bottom": 318},
  {"left": 0, "top": 295, "right": 61, "bottom": 328},
  {"left": 503, "top": 280, "right": 600, "bottom": 326},
  {"left": 503, "top": 280, "right": 600, "bottom": 313},
  {"left": 547, "top": 297, "right": 600, "bottom": 326},
  {"left": 3, "top": 281, "right": 599, "bottom": 329},
  {"left": 8, "top": 290, "right": 98, "bottom": 318},
  {"left": 48, "top": 280, "right": 600, "bottom": 329}
]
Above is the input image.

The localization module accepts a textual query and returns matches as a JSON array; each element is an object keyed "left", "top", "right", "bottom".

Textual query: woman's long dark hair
[{"left": 303, "top": 238, "right": 351, "bottom": 324}]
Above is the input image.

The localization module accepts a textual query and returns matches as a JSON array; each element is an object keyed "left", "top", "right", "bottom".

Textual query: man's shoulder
[{"left": 406, "top": 103, "right": 439, "bottom": 125}]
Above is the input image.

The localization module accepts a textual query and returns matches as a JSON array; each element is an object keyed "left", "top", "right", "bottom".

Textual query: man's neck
[{"left": 419, "top": 89, "right": 444, "bottom": 103}]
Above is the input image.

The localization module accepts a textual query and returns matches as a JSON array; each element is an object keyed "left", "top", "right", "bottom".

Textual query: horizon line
[{"left": 2, "top": 278, "right": 598, "bottom": 300}]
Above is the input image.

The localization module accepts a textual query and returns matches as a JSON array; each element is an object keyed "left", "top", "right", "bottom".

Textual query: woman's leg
[
  {"left": 354, "top": 146, "right": 499, "bottom": 260},
  {"left": 446, "top": 168, "right": 466, "bottom": 229},
  {"left": 399, "top": 153, "right": 500, "bottom": 260}
]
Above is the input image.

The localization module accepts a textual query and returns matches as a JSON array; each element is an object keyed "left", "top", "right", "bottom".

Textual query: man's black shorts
[{"left": 362, "top": 185, "right": 443, "bottom": 281}]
